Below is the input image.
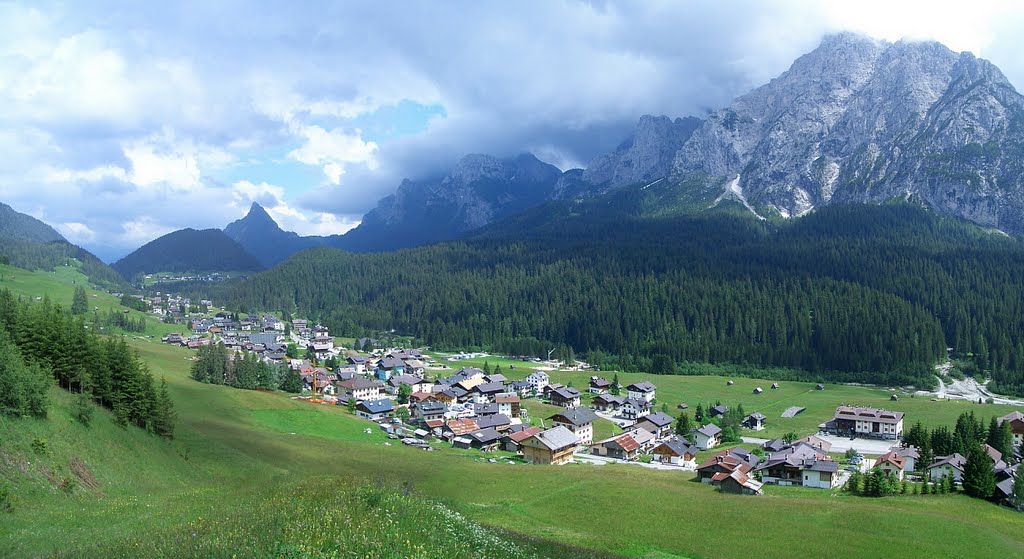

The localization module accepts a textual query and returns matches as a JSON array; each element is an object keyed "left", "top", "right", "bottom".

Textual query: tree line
[
  {"left": 214, "top": 204, "right": 1024, "bottom": 395},
  {"left": 190, "top": 342, "right": 303, "bottom": 393},
  {"left": 0, "top": 288, "right": 175, "bottom": 437}
]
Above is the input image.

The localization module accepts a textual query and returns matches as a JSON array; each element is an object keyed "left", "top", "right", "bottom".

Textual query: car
[{"left": 844, "top": 465, "right": 859, "bottom": 472}]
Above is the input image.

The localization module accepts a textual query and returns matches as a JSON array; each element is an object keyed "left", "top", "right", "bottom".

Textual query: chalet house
[
  {"left": 456, "top": 376, "right": 486, "bottom": 393},
  {"left": 755, "top": 442, "right": 831, "bottom": 487},
  {"left": 414, "top": 401, "right": 447, "bottom": 424},
  {"left": 473, "top": 381, "right": 507, "bottom": 403},
  {"left": 626, "top": 426, "right": 657, "bottom": 452},
  {"left": 621, "top": 397, "right": 651, "bottom": 421},
  {"left": 502, "top": 426, "right": 543, "bottom": 453},
  {"left": 388, "top": 374, "right": 433, "bottom": 395},
  {"left": 693, "top": 424, "right": 722, "bottom": 450},
  {"left": 696, "top": 448, "right": 757, "bottom": 483},
  {"left": 375, "top": 357, "right": 407, "bottom": 381},
  {"left": 404, "top": 359, "right": 426, "bottom": 377},
  {"left": 445, "top": 418, "right": 481, "bottom": 439},
  {"left": 473, "top": 402, "right": 499, "bottom": 416},
  {"left": 633, "top": 411, "right": 674, "bottom": 440},
  {"left": 495, "top": 393, "right": 521, "bottom": 418},
  {"left": 822, "top": 406, "right": 904, "bottom": 440},
  {"left": 549, "top": 408, "right": 598, "bottom": 445},
  {"left": 347, "top": 355, "right": 370, "bottom": 374},
  {"left": 355, "top": 399, "right": 394, "bottom": 421},
  {"left": 588, "top": 377, "right": 611, "bottom": 395},
  {"left": 709, "top": 404, "right": 729, "bottom": 418},
  {"left": 894, "top": 446, "right": 920, "bottom": 472},
  {"left": 928, "top": 453, "right": 967, "bottom": 483},
  {"left": 484, "top": 373, "right": 508, "bottom": 384},
  {"left": 626, "top": 381, "right": 657, "bottom": 403},
  {"left": 653, "top": 437, "right": 700, "bottom": 467},
  {"left": 995, "top": 464, "right": 1019, "bottom": 505},
  {"left": 340, "top": 378, "right": 384, "bottom": 402},
  {"left": 435, "top": 389, "right": 459, "bottom": 405},
  {"left": 998, "top": 411, "right": 1024, "bottom": 448},
  {"left": 876, "top": 451, "right": 907, "bottom": 481},
  {"left": 717, "top": 470, "right": 764, "bottom": 495},
  {"left": 549, "top": 386, "right": 582, "bottom": 408},
  {"left": 525, "top": 371, "right": 550, "bottom": 394},
  {"left": 590, "top": 433, "right": 640, "bottom": 461},
  {"left": 510, "top": 380, "right": 532, "bottom": 395},
  {"left": 465, "top": 428, "right": 503, "bottom": 451},
  {"left": 476, "top": 414, "right": 512, "bottom": 432},
  {"left": 521, "top": 426, "right": 580, "bottom": 465},
  {"left": 742, "top": 412, "right": 766, "bottom": 431},
  {"left": 592, "top": 394, "right": 625, "bottom": 412},
  {"left": 795, "top": 435, "right": 832, "bottom": 452}
]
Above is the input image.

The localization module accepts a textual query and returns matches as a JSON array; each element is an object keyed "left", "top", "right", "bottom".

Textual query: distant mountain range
[
  {"left": 0, "top": 203, "right": 128, "bottom": 290},
  {"left": 111, "top": 228, "right": 264, "bottom": 279}
]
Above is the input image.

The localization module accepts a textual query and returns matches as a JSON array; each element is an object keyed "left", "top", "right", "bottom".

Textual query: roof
[
  {"left": 549, "top": 407, "right": 598, "bottom": 427},
  {"left": 695, "top": 424, "right": 722, "bottom": 438},
  {"left": 929, "top": 453, "right": 967, "bottom": 471},
  {"left": 745, "top": 412, "right": 767, "bottom": 421},
  {"left": 550, "top": 386, "right": 581, "bottom": 400},
  {"left": 342, "top": 378, "right": 384, "bottom": 390},
  {"left": 495, "top": 393, "right": 520, "bottom": 403},
  {"left": 806, "top": 460, "right": 838, "bottom": 473},
  {"left": 468, "top": 428, "right": 503, "bottom": 445},
  {"left": 877, "top": 451, "right": 906, "bottom": 470},
  {"left": 998, "top": 410, "right": 1024, "bottom": 424},
  {"left": 507, "top": 426, "right": 543, "bottom": 443},
  {"left": 476, "top": 414, "right": 511, "bottom": 430},
  {"left": 594, "top": 394, "right": 625, "bottom": 405},
  {"left": 895, "top": 446, "right": 920, "bottom": 460},
  {"left": 475, "top": 381, "right": 506, "bottom": 394},
  {"left": 983, "top": 444, "right": 1003, "bottom": 464},
  {"left": 833, "top": 406, "right": 904, "bottom": 424},
  {"left": 611, "top": 433, "right": 640, "bottom": 452},
  {"left": 655, "top": 436, "right": 698, "bottom": 457},
  {"left": 796, "top": 435, "right": 832, "bottom": 452},
  {"left": 710, "top": 404, "right": 729, "bottom": 416},
  {"left": 446, "top": 418, "right": 480, "bottom": 435},
  {"left": 357, "top": 399, "right": 394, "bottom": 414},
  {"left": 416, "top": 401, "right": 447, "bottom": 414},
  {"left": 378, "top": 357, "right": 406, "bottom": 369},
  {"left": 643, "top": 411, "right": 675, "bottom": 428},
  {"left": 624, "top": 397, "right": 650, "bottom": 409},
  {"left": 589, "top": 377, "right": 611, "bottom": 388},
  {"left": 627, "top": 381, "right": 656, "bottom": 393},
  {"left": 473, "top": 402, "right": 499, "bottom": 415},
  {"left": 696, "top": 448, "right": 754, "bottom": 473},
  {"left": 388, "top": 374, "right": 422, "bottom": 387},
  {"left": 528, "top": 426, "right": 580, "bottom": 451}
]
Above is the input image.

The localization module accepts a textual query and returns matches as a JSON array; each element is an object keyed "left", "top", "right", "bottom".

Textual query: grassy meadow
[{"left": 2, "top": 267, "right": 1024, "bottom": 558}]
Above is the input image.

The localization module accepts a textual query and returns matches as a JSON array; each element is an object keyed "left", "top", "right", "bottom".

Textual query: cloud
[{"left": 5, "top": 0, "right": 1024, "bottom": 257}]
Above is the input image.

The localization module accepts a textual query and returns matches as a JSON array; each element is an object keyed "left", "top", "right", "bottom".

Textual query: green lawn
[{"left": 3, "top": 267, "right": 1024, "bottom": 558}]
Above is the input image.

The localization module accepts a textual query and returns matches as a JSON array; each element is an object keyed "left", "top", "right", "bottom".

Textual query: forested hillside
[
  {"left": 220, "top": 204, "right": 1024, "bottom": 394},
  {"left": 113, "top": 228, "right": 263, "bottom": 280}
]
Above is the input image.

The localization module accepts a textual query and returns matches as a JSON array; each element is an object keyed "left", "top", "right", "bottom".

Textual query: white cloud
[
  {"left": 120, "top": 217, "right": 175, "bottom": 246},
  {"left": 57, "top": 222, "right": 96, "bottom": 243},
  {"left": 123, "top": 141, "right": 201, "bottom": 191},
  {"left": 228, "top": 179, "right": 357, "bottom": 236},
  {"left": 286, "top": 123, "right": 378, "bottom": 185}
]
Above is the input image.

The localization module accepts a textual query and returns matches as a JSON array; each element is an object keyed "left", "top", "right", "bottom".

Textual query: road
[{"left": 573, "top": 452, "right": 695, "bottom": 472}]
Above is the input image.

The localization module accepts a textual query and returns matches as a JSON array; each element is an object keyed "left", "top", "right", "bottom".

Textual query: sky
[{"left": 4, "top": 0, "right": 1024, "bottom": 262}]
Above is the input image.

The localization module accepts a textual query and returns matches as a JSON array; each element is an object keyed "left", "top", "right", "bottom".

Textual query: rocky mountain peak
[{"left": 582, "top": 114, "right": 701, "bottom": 188}]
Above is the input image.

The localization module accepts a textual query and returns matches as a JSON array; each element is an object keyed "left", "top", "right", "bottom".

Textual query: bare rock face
[
  {"left": 581, "top": 115, "right": 701, "bottom": 190},
  {"left": 672, "top": 32, "right": 1024, "bottom": 233}
]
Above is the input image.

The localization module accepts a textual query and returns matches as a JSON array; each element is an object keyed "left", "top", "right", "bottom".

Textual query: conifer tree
[
  {"left": 71, "top": 286, "right": 88, "bottom": 315},
  {"left": 962, "top": 444, "right": 996, "bottom": 499}
]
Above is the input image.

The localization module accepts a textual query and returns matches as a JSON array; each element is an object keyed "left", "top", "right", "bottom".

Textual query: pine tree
[
  {"left": 675, "top": 412, "right": 692, "bottom": 436},
  {"left": 610, "top": 373, "right": 620, "bottom": 395},
  {"left": 279, "top": 368, "right": 303, "bottom": 393},
  {"left": 694, "top": 403, "right": 704, "bottom": 423},
  {"left": 71, "top": 287, "right": 88, "bottom": 315},
  {"left": 962, "top": 444, "right": 996, "bottom": 499},
  {"left": 397, "top": 383, "right": 412, "bottom": 404},
  {"left": 152, "top": 378, "right": 176, "bottom": 439},
  {"left": 986, "top": 417, "right": 1014, "bottom": 459}
]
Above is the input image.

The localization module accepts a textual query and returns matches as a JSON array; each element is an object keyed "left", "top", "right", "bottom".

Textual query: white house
[
  {"left": 927, "top": 453, "right": 967, "bottom": 483},
  {"left": 626, "top": 381, "right": 657, "bottom": 403},
  {"left": 525, "top": 371, "right": 550, "bottom": 394},
  {"left": 693, "top": 424, "right": 722, "bottom": 450},
  {"left": 548, "top": 408, "right": 598, "bottom": 446},
  {"left": 621, "top": 397, "right": 651, "bottom": 421},
  {"left": 355, "top": 399, "right": 394, "bottom": 421},
  {"left": 800, "top": 461, "right": 842, "bottom": 489}
]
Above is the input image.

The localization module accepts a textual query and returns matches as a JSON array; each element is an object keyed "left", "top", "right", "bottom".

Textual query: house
[
  {"left": 626, "top": 426, "right": 658, "bottom": 452},
  {"left": 815, "top": 384, "right": 825, "bottom": 390},
  {"left": 621, "top": 397, "right": 651, "bottom": 421},
  {"left": 404, "top": 359, "right": 427, "bottom": 377},
  {"left": 473, "top": 402, "right": 499, "bottom": 416},
  {"left": 752, "top": 387, "right": 763, "bottom": 394},
  {"left": 475, "top": 414, "right": 512, "bottom": 432},
  {"left": 755, "top": 443, "right": 832, "bottom": 487},
  {"left": 652, "top": 436, "right": 699, "bottom": 467},
  {"left": 588, "top": 377, "right": 612, "bottom": 395},
  {"left": 995, "top": 464, "right": 1019, "bottom": 505},
  {"left": 445, "top": 418, "right": 481, "bottom": 438},
  {"left": 763, "top": 439, "right": 788, "bottom": 453},
  {"left": 893, "top": 446, "right": 920, "bottom": 472},
  {"left": 375, "top": 357, "right": 406, "bottom": 381},
  {"left": 717, "top": 470, "right": 764, "bottom": 495},
  {"left": 414, "top": 401, "right": 447, "bottom": 424},
  {"left": 465, "top": 428, "right": 503, "bottom": 451},
  {"left": 347, "top": 355, "right": 370, "bottom": 374},
  {"left": 800, "top": 460, "right": 841, "bottom": 489},
  {"left": 821, "top": 406, "right": 904, "bottom": 440},
  {"left": 696, "top": 448, "right": 756, "bottom": 483},
  {"left": 590, "top": 433, "right": 640, "bottom": 461},
  {"left": 795, "top": 435, "right": 832, "bottom": 452},
  {"left": 525, "top": 371, "right": 550, "bottom": 394},
  {"left": 592, "top": 394, "right": 625, "bottom": 412},
  {"left": 709, "top": 404, "right": 729, "bottom": 417},
  {"left": 927, "top": 453, "right": 967, "bottom": 483},
  {"left": 549, "top": 408, "right": 598, "bottom": 445},
  {"left": 742, "top": 412, "right": 766, "bottom": 431},
  {"left": 626, "top": 381, "right": 657, "bottom": 403},
  {"left": 473, "top": 381, "right": 507, "bottom": 402},
  {"left": 693, "top": 424, "right": 722, "bottom": 450},
  {"left": 502, "top": 426, "right": 543, "bottom": 453},
  {"left": 549, "top": 386, "right": 582, "bottom": 408},
  {"left": 633, "top": 411, "right": 674, "bottom": 440},
  {"left": 520, "top": 426, "right": 580, "bottom": 465},
  {"left": 339, "top": 378, "right": 384, "bottom": 401},
  {"left": 997, "top": 411, "right": 1024, "bottom": 448},
  {"left": 388, "top": 374, "right": 433, "bottom": 394},
  {"left": 510, "top": 380, "right": 532, "bottom": 395},
  {"left": 355, "top": 399, "right": 394, "bottom": 421},
  {"left": 495, "top": 393, "right": 521, "bottom": 418},
  {"left": 876, "top": 451, "right": 907, "bottom": 481}
]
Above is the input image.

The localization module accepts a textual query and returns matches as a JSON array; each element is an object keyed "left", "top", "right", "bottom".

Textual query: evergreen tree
[
  {"left": 986, "top": 417, "right": 1014, "bottom": 459},
  {"left": 152, "top": 378, "right": 176, "bottom": 438},
  {"left": 610, "top": 373, "right": 620, "bottom": 395},
  {"left": 675, "top": 412, "right": 692, "bottom": 436},
  {"left": 397, "top": 383, "right": 412, "bottom": 404},
  {"left": 694, "top": 403, "right": 704, "bottom": 424},
  {"left": 482, "top": 361, "right": 491, "bottom": 375},
  {"left": 279, "top": 368, "right": 303, "bottom": 393},
  {"left": 71, "top": 286, "right": 88, "bottom": 315},
  {"left": 962, "top": 444, "right": 996, "bottom": 499}
]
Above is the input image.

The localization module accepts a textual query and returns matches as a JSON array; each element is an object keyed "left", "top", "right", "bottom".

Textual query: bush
[
  {"left": 31, "top": 438, "right": 47, "bottom": 455},
  {"left": 0, "top": 482, "right": 12, "bottom": 512},
  {"left": 72, "top": 394, "right": 94, "bottom": 427},
  {"left": 844, "top": 448, "right": 858, "bottom": 460}
]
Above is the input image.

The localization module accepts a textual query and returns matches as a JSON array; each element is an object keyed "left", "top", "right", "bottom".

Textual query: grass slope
[{"left": 2, "top": 268, "right": 1023, "bottom": 558}]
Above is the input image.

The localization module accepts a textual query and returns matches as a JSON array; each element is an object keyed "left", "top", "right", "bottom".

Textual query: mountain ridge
[{"left": 112, "top": 228, "right": 264, "bottom": 279}]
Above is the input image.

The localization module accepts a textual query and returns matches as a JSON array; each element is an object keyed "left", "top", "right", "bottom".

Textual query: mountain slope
[
  {"left": 336, "top": 153, "right": 564, "bottom": 251},
  {"left": 671, "top": 33, "right": 1024, "bottom": 233},
  {"left": 224, "top": 203, "right": 331, "bottom": 267},
  {"left": 112, "top": 228, "right": 263, "bottom": 279},
  {"left": 0, "top": 202, "right": 128, "bottom": 290}
]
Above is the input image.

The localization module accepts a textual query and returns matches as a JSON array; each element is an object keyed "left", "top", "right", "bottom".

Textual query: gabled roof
[
  {"left": 377, "top": 357, "right": 406, "bottom": 369},
  {"left": 473, "top": 402, "right": 499, "bottom": 415},
  {"left": 655, "top": 436, "right": 699, "bottom": 458},
  {"left": 627, "top": 381, "right": 656, "bottom": 393},
  {"left": 895, "top": 446, "right": 920, "bottom": 460},
  {"left": 507, "top": 426, "right": 543, "bottom": 443},
  {"left": 877, "top": 451, "right": 906, "bottom": 470},
  {"left": 806, "top": 460, "right": 838, "bottom": 473},
  {"left": 341, "top": 378, "right": 384, "bottom": 390},
  {"left": 695, "top": 424, "right": 722, "bottom": 438},
  {"left": 593, "top": 394, "right": 626, "bottom": 405},
  {"left": 611, "top": 433, "right": 640, "bottom": 452},
  {"left": 475, "top": 381, "right": 506, "bottom": 394},
  {"left": 589, "top": 377, "right": 611, "bottom": 388},
  {"left": 416, "top": 401, "right": 447, "bottom": 414},
  {"left": 476, "top": 414, "right": 511, "bottom": 430},
  {"left": 550, "top": 386, "right": 581, "bottom": 400},
  {"left": 796, "top": 435, "right": 832, "bottom": 452},
  {"left": 710, "top": 404, "right": 729, "bottom": 416},
  {"left": 495, "top": 393, "right": 520, "bottom": 404},
  {"left": 468, "top": 428, "right": 503, "bottom": 445},
  {"left": 929, "top": 453, "right": 967, "bottom": 472},
  {"left": 357, "top": 399, "right": 394, "bottom": 414},
  {"left": 983, "top": 444, "right": 1003, "bottom": 464},
  {"left": 745, "top": 412, "right": 767, "bottom": 421},
  {"left": 549, "top": 407, "right": 598, "bottom": 427},
  {"left": 388, "top": 374, "right": 422, "bottom": 387},
  {"left": 446, "top": 418, "right": 480, "bottom": 435},
  {"left": 696, "top": 449, "right": 753, "bottom": 473},
  {"left": 643, "top": 411, "right": 675, "bottom": 428},
  {"left": 528, "top": 426, "right": 580, "bottom": 451},
  {"left": 833, "top": 406, "right": 904, "bottom": 424},
  {"left": 623, "top": 397, "right": 650, "bottom": 409}
]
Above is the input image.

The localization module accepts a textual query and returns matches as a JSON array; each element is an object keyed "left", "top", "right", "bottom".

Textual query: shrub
[
  {"left": 72, "top": 394, "right": 94, "bottom": 427},
  {"left": 31, "top": 438, "right": 47, "bottom": 455}
]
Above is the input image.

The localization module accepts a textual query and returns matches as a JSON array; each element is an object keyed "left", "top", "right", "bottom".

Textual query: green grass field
[{"left": 3, "top": 267, "right": 1024, "bottom": 558}]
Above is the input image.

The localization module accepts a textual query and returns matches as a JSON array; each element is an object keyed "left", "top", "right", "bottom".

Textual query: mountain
[
  {"left": 0, "top": 202, "right": 129, "bottom": 290},
  {"left": 224, "top": 203, "right": 331, "bottom": 267},
  {"left": 336, "top": 153, "right": 564, "bottom": 251},
  {"left": 580, "top": 115, "right": 701, "bottom": 191},
  {"left": 672, "top": 32, "right": 1024, "bottom": 233},
  {"left": 112, "top": 228, "right": 264, "bottom": 279}
]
